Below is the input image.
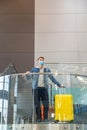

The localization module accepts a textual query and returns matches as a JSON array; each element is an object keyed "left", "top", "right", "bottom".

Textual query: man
[{"left": 25, "top": 56, "right": 63, "bottom": 122}]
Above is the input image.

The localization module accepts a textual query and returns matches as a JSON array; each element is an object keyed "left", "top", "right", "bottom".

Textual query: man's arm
[
  {"left": 22, "top": 68, "right": 34, "bottom": 80},
  {"left": 47, "top": 68, "right": 64, "bottom": 87}
]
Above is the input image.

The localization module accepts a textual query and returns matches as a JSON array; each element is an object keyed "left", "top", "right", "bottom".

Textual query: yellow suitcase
[{"left": 54, "top": 94, "right": 74, "bottom": 122}]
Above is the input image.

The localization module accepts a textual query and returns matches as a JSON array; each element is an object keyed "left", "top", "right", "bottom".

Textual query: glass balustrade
[{"left": 0, "top": 63, "right": 87, "bottom": 126}]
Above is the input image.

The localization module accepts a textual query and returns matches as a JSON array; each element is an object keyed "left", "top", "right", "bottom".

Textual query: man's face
[
  {"left": 38, "top": 58, "right": 44, "bottom": 66},
  {"left": 39, "top": 58, "right": 44, "bottom": 61}
]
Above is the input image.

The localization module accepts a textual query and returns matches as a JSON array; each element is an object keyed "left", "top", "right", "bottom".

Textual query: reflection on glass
[
  {"left": 0, "top": 75, "right": 9, "bottom": 124},
  {"left": 0, "top": 63, "right": 87, "bottom": 124}
]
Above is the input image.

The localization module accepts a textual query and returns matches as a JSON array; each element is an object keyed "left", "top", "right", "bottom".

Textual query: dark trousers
[{"left": 34, "top": 87, "right": 49, "bottom": 120}]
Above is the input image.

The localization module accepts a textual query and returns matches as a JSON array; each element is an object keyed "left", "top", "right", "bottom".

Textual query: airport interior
[
  {"left": 0, "top": 63, "right": 87, "bottom": 130},
  {"left": 0, "top": 0, "right": 87, "bottom": 130}
]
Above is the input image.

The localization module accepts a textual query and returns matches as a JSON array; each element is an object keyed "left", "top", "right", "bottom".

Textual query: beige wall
[
  {"left": 35, "top": 0, "right": 87, "bottom": 63},
  {"left": 0, "top": 0, "right": 87, "bottom": 72},
  {"left": 0, "top": 0, "right": 34, "bottom": 72}
]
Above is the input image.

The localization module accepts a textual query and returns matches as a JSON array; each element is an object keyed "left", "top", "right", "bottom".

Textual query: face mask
[{"left": 39, "top": 61, "right": 44, "bottom": 66}]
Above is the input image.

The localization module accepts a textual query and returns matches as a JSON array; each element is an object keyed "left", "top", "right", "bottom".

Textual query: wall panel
[
  {"left": 35, "top": 0, "right": 87, "bottom": 63},
  {"left": 0, "top": 53, "right": 34, "bottom": 72},
  {"left": 35, "top": 0, "right": 76, "bottom": 14},
  {"left": 35, "top": 33, "right": 77, "bottom": 52},
  {"left": 35, "top": 52, "right": 78, "bottom": 63},
  {"left": 0, "top": 0, "right": 34, "bottom": 73},
  {"left": 35, "top": 14, "right": 76, "bottom": 33},
  {"left": 0, "top": 34, "right": 34, "bottom": 52},
  {"left": 0, "top": 0, "right": 34, "bottom": 14},
  {"left": 0, "top": 15, "right": 34, "bottom": 33}
]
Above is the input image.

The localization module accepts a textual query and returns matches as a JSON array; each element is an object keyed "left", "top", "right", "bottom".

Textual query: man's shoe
[
  {"left": 44, "top": 119, "right": 49, "bottom": 122},
  {"left": 37, "top": 119, "right": 42, "bottom": 122}
]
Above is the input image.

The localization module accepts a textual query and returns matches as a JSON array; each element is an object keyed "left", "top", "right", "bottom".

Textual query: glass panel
[
  {"left": 0, "top": 63, "right": 87, "bottom": 124},
  {"left": 46, "top": 63, "right": 87, "bottom": 124}
]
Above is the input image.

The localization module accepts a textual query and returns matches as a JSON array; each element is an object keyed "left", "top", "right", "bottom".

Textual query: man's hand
[
  {"left": 22, "top": 71, "right": 30, "bottom": 80},
  {"left": 60, "top": 84, "right": 65, "bottom": 88},
  {"left": 25, "top": 71, "right": 30, "bottom": 75}
]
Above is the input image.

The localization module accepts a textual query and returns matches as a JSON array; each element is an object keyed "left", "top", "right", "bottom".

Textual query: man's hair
[{"left": 37, "top": 56, "right": 44, "bottom": 60}]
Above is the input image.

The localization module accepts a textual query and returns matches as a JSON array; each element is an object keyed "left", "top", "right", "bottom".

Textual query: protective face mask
[{"left": 39, "top": 61, "right": 44, "bottom": 65}]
